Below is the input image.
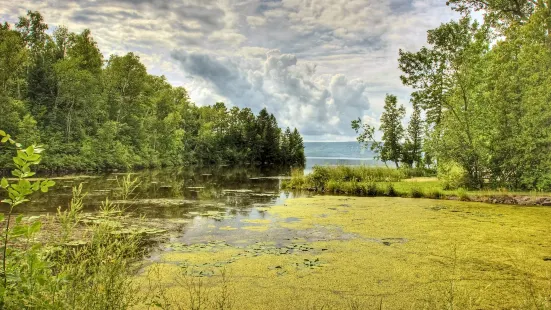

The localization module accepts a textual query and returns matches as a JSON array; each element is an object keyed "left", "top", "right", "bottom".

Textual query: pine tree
[{"left": 403, "top": 103, "right": 423, "bottom": 168}]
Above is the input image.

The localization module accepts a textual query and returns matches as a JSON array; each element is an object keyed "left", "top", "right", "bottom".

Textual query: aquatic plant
[
  {"left": 0, "top": 130, "right": 147, "bottom": 309},
  {"left": 0, "top": 131, "right": 55, "bottom": 307}
]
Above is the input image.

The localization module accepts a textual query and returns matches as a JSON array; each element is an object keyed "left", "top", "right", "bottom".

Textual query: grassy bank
[{"left": 283, "top": 166, "right": 551, "bottom": 206}]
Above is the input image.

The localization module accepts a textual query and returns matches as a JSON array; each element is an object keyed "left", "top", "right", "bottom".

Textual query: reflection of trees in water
[{"left": 23, "top": 166, "right": 288, "bottom": 215}]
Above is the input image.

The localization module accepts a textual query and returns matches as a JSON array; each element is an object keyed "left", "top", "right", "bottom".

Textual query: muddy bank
[{"left": 441, "top": 194, "right": 551, "bottom": 206}]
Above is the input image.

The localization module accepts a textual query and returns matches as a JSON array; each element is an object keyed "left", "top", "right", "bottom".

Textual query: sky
[{"left": 0, "top": 0, "right": 459, "bottom": 141}]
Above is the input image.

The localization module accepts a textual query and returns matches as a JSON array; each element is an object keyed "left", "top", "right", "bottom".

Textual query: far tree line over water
[{"left": 0, "top": 11, "right": 306, "bottom": 171}]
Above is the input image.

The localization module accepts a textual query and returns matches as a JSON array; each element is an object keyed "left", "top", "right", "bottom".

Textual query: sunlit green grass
[{"left": 283, "top": 166, "right": 551, "bottom": 200}]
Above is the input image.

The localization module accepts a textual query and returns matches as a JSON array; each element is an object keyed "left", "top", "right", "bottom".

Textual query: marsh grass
[
  {"left": 145, "top": 264, "right": 235, "bottom": 310},
  {"left": 57, "top": 184, "right": 85, "bottom": 241},
  {"left": 457, "top": 188, "right": 470, "bottom": 201},
  {"left": 383, "top": 183, "right": 397, "bottom": 197},
  {"left": 409, "top": 185, "right": 425, "bottom": 198},
  {"left": 283, "top": 166, "right": 551, "bottom": 205},
  {"left": 1, "top": 156, "right": 149, "bottom": 309},
  {"left": 283, "top": 166, "right": 428, "bottom": 192},
  {"left": 116, "top": 173, "right": 142, "bottom": 201}
]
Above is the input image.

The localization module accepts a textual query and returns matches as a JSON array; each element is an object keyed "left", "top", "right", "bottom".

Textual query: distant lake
[{"left": 303, "top": 141, "right": 384, "bottom": 172}]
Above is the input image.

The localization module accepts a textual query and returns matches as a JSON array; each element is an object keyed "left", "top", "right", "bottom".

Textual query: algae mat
[{"left": 136, "top": 196, "right": 551, "bottom": 309}]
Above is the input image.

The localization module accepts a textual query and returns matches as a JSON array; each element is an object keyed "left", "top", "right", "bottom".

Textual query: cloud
[
  {"left": 246, "top": 15, "right": 266, "bottom": 27},
  {"left": 171, "top": 49, "right": 370, "bottom": 140},
  {"left": 0, "top": 0, "right": 459, "bottom": 140}
]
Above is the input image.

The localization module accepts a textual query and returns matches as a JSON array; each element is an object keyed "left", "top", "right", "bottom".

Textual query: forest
[
  {"left": 0, "top": 11, "right": 306, "bottom": 171},
  {"left": 353, "top": 0, "right": 551, "bottom": 191}
]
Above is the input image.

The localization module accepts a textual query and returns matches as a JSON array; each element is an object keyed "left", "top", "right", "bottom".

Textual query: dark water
[
  {"left": 0, "top": 142, "right": 388, "bottom": 252},
  {"left": 11, "top": 166, "right": 295, "bottom": 218},
  {"left": 2, "top": 142, "right": 382, "bottom": 218}
]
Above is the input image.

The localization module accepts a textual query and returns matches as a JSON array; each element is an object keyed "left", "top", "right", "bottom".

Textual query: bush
[
  {"left": 410, "top": 186, "right": 425, "bottom": 198},
  {"left": 364, "top": 182, "right": 379, "bottom": 196},
  {"left": 309, "top": 166, "right": 332, "bottom": 189},
  {"left": 384, "top": 183, "right": 398, "bottom": 197},
  {"left": 438, "top": 161, "right": 468, "bottom": 190}
]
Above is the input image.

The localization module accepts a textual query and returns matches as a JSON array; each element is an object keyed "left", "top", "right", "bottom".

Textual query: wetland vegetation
[{"left": 3, "top": 0, "right": 551, "bottom": 309}]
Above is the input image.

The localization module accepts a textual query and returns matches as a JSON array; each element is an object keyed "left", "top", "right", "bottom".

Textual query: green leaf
[
  {"left": 27, "top": 154, "right": 40, "bottom": 162},
  {"left": 12, "top": 199, "right": 29, "bottom": 207},
  {"left": 46, "top": 180, "right": 55, "bottom": 187},
  {"left": 0, "top": 214, "right": 4, "bottom": 222},
  {"left": 40, "top": 186, "right": 49, "bottom": 193},
  {"left": 16, "top": 150, "right": 28, "bottom": 161},
  {"left": 1, "top": 136, "right": 8, "bottom": 143},
  {"left": 13, "top": 157, "right": 25, "bottom": 167},
  {"left": 25, "top": 145, "right": 34, "bottom": 156},
  {"left": 1, "top": 178, "right": 7, "bottom": 189},
  {"left": 11, "top": 226, "right": 27, "bottom": 237},
  {"left": 0, "top": 130, "right": 5, "bottom": 136},
  {"left": 8, "top": 188, "right": 20, "bottom": 197},
  {"left": 29, "top": 221, "right": 41, "bottom": 234}
]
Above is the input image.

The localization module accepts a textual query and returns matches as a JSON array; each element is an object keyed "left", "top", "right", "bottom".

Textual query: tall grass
[{"left": 283, "top": 166, "right": 409, "bottom": 191}]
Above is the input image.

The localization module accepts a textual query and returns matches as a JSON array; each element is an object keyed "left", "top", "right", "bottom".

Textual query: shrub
[
  {"left": 365, "top": 182, "right": 379, "bottom": 196},
  {"left": 438, "top": 161, "right": 468, "bottom": 190},
  {"left": 384, "top": 183, "right": 398, "bottom": 197},
  {"left": 410, "top": 186, "right": 425, "bottom": 198},
  {"left": 309, "top": 166, "right": 331, "bottom": 189}
]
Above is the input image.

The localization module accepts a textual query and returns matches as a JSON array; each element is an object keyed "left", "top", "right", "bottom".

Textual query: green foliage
[
  {"left": 426, "top": 189, "right": 444, "bottom": 199},
  {"left": 398, "top": 4, "right": 551, "bottom": 191},
  {"left": 384, "top": 183, "right": 397, "bottom": 197},
  {"left": 282, "top": 166, "right": 416, "bottom": 192},
  {"left": 438, "top": 161, "right": 469, "bottom": 190},
  {"left": 0, "top": 132, "right": 55, "bottom": 307},
  {"left": 352, "top": 94, "right": 406, "bottom": 168},
  {"left": 456, "top": 188, "right": 470, "bottom": 201},
  {"left": 409, "top": 186, "right": 425, "bottom": 198},
  {"left": 0, "top": 131, "right": 147, "bottom": 309},
  {"left": 0, "top": 11, "right": 305, "bottom": 171},
  {"left": 402, "top": 103, "right": 424, "bottom": 168}
]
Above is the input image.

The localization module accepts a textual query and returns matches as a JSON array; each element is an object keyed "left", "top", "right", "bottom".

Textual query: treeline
[
  {"left": 354, "top": 1, "right": 551, "bottom": 191},
  {"left": 0, "top": 11, "right": 305, "bottom": 171}
]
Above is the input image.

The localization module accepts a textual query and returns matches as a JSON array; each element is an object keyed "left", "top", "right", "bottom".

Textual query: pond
[
  {"left": 9, "top": 166, "right": 296, "bottom": 217},
  {"left": 4, "top": 165, "right": 551, "bottom": 309}
]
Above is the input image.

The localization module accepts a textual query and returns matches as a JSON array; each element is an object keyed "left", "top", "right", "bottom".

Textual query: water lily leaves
[
  {"left": 179, "top": 258, "right": 237, "bottom": 277},
  {"left": 167, "top": 241, "right": 232, "bottom": 252},
  {"left": 294, "top": 257, "right": 324, "bottom": 270}
]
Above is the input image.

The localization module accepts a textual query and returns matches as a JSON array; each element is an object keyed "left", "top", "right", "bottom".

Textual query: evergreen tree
[
  {"left": 0, "top": 11, "right": 306, "bottom": 171},
  {"left": 403, "top": 103, "right": 423, "bottom": 168}
]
